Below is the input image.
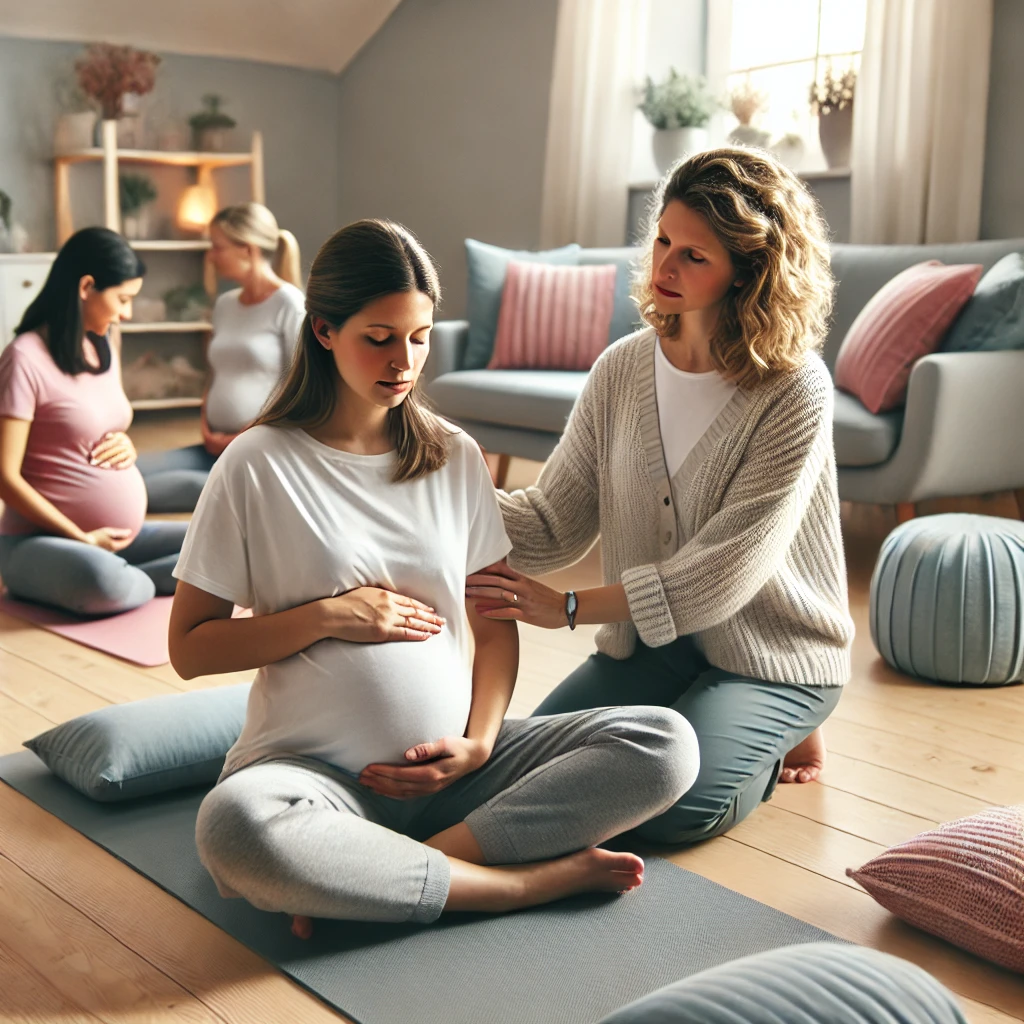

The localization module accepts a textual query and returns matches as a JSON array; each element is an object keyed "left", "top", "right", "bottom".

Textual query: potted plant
[
  {"left": 727, "top": 80, "right": 770, "bottom": 149},
  {"left": 810, "top": 63, "right": 856, "bottom": 169},
  {"left": 189, "top": 95, "right": 237, "bottom": 152},
  {"left": 119, "top": 173, "right": 158, "bottom": 240},
  {"left": 0, "top": 189, "right": 28, "bottom": 253},
  {"left": 638, "top": 69, "right": 718, "bottom": 173},
  {"left": 53, "top": 72, "right": 98, "bottom": 153},
  {"left": 75, "top": 43, "right": 160, "bottom": 125}
]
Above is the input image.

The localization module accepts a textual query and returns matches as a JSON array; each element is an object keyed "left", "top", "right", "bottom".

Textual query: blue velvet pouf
[{"left": 870, "top": 513, "right": 1024, "bottom": 685}]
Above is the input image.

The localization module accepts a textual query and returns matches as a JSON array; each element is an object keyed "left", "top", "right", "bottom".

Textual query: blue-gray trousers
[{"left": 533, "top": 635, "right": 843, "bottom": 845}]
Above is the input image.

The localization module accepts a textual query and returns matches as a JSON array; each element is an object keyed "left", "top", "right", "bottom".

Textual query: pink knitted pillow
[
  {"left": 488, "top": 260, "right": 617, "bottom": 371},
  {"left": 847, "top": 804, "right": 1024, "bottom": 973},
  {"left": 834, "top": 260, "right": 983, "bottom": 413}
]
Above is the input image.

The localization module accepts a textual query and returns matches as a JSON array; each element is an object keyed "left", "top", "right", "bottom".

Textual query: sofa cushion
[
  {"left": 832, "top": 389, "right": 903, "bottom": 467},
  {"left": 579, "top": 246, "right": 643, "bottom": 343},
  {"left": 942, "top": 251, "right": 1024, "bottom": 353},
  {"left": 428, "top": 369, "right": 586, "bottom": 434},
  {"left": 489, "top": 261, "right": 617, "bottom": 370},
  {"left": 834, "top": 261, "right": 982, "bottom": 413},
  {"left": 463, "top": 240, "right": 580, "bottom": 370}
]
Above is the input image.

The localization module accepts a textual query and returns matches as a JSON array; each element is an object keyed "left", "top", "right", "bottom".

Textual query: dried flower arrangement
[
  {"left": 75, "top": 43, "right": 161, "bottom": 120},
  {"left": 730, "top": 80, "right": 769, "bottom": 126},
  {"left": 809, "top": 63, "right": 856, "bottom": 116}
]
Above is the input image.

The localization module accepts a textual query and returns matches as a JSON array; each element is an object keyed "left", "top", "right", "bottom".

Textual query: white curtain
[
  {"left": 850, "top": 0, "right": 994, "bottom": 244},
  {"left": 539, "top": 0, "right": 648, "bottom": 249}
]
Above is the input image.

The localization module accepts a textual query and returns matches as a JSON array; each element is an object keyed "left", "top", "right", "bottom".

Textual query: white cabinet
[{"left": 0, "top": 254, "right": 55, "bottom": 351}]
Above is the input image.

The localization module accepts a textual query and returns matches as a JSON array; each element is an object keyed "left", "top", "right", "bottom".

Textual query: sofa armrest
[
  {"left": 422, "top": 320, "right": 469, "bottom": 384},
  {"left": 839, "top": 350, "right": 1024, "bottom": 503}
]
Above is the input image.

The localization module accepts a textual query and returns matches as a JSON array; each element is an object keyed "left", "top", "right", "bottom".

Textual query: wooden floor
[{"left": 1, "top": 411, "right": 1022, "bottom": 1023}]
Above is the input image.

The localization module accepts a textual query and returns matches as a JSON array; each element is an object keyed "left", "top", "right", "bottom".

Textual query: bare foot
[
  {"left": 291, "top": 913, "right": 313, "bottom": 939},
  {"left": 779, "top": 727, "right": 826, "bottom": 784},
  {"left": 444, "top": 847, "right": 644, "bottom": 914}
]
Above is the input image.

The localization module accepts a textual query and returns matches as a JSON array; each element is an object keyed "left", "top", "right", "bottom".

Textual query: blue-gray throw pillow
[
  {"left": 463, "top": 239, "right": 580, "bottom": 369},
  {"left": 580, "top": 246, "right": 644, "bottom": 345},
  {"left": 942, "top": 251, "right": 1024, "bottom": 352},
  {"left": 24, "top": 682, "right": 251, "bottom": 801},
  {"left": 597, "top": 942, "right": 967, "bottom": 1024}
]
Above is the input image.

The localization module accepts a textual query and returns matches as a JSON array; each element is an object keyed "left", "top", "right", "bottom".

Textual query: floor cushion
[
  {"left": 849, "top": 805, "right": 1024, "bottom": 974},
  {"left": 597, "top": 942, "right": 968, "bottom": 1023},
  {"left": 24, "top": 682, "right": 251, "bottom": 801},
  {"left": 870, "top": 513, "right": 1024, "bottom": 685}
]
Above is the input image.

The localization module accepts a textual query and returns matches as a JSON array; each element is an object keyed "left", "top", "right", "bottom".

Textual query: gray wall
[
  {"left": 981, "top": 0, "right": 1024, "bottom": 239},
  {"left": 334, "top": 0, "right": 560, "bottom": 319},
  {"left": 0, "top": 35, "right": 339, "bottom": 269}
]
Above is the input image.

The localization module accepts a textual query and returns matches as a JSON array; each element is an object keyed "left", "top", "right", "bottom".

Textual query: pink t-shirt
[{"left": 0, "top": 332, "right": 148, "bottom": 537}]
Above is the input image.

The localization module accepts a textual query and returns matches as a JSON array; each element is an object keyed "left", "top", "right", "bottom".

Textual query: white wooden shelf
[
  {"left": 130, "top": 240, "right": 211, "bottom": 252},
  {"left": 121, "top": 322, "right": 212, "bottom": 334},
  {"left": 130, "top": 396, "right": 203, "bottom": 411}
]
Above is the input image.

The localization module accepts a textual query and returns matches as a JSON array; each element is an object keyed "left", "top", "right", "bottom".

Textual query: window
[{"left": 707, "top": 0, "right": 867, "bottom": 172}]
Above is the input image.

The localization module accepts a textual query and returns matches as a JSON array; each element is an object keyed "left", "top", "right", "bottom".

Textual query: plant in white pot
[
  {"left": 727, "top": 79, "right": 770, "bottom": 149},
  {"left": 810, "top": 63, "right": 856, "bottom": 169},
  {"left": 639, "top": 69, "right": 717, "bottom": 174},
  {"left": 189, "top": 95, "right": 237, "bottom": 152},
  {"left": 75, "top": 43, "right": 161, "bottom": 152},
  {"left": 53, "top": 73, "right": 98, "bottom": 153},
  {"left": 119, "top": 173, "right": 158, "bottom": 240}
]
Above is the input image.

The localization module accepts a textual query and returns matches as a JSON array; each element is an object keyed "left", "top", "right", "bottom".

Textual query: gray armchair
[{"left": 425, "top": 239, "right": 1024, "bottom": 518}]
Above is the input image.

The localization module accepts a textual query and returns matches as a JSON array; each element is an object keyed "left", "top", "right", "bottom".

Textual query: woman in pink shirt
[{"left": 0, "top": 227, "right": 189, "bottom": 616}]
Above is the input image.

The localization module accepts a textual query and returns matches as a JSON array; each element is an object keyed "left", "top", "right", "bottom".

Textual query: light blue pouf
[
  {"left": 597, "top": 943, "right": 968, "bottom": 1024},
  {"left": 870, "top": 513, "right": 1024, "bottom": 686}
]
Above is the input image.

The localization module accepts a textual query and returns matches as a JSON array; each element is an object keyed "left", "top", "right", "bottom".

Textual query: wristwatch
[{"left": 565, "top": 590, "right": 578, "bottom": 631}]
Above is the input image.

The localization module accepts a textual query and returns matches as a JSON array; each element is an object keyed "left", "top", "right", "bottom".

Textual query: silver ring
[{"left": 512, "top": 592, "right": 519, "bottom": 603}]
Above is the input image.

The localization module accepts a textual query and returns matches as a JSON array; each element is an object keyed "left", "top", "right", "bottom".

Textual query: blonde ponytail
[
  {"left": 211, "top": 203, "right": 302, "bottom": 287},
  {"left": 273, "top": 228, "right": 302, "bottom": 287}
]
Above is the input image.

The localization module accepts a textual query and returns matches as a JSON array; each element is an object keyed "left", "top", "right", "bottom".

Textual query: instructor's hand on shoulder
[{"left": 321, "top": 586, "right": 445, "bottom": 643}]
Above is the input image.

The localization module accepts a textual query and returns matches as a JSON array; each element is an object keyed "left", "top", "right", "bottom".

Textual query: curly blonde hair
[{"left": 634, "top": 147, "right": 833, "bottom": 389}]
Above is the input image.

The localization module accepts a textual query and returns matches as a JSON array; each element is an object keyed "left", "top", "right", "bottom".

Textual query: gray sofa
[{"left": 425, "top": 239, "right": 1024, "bottom": 514}]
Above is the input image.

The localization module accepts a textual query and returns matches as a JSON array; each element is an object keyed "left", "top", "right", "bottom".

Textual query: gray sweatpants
[{"left": 195, "top": 706, "right": 699, "bottom": 924}]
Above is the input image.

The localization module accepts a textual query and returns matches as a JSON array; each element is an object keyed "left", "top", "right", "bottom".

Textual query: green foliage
[
  {"left": 189, "top": 94, "right": 237, "bottom": 132},
  {"left": 0, "top": 189, "right": 11, "bottom": 230},
  {"left": 163, "top": 284, "right": 211, "bottom": 321},
  {"left": 119, "top": 173, "right": 157, "bottom": 214},
  {"left": 639, "top": 69, "right": 718, "bottom": 130}
]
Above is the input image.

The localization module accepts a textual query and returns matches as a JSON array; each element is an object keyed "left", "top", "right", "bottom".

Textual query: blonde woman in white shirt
[
  {"left": 168, "top": 219, "right": 698, "bottom": 936},
  {"left": 138, "top": 203, "right": 305, "bottom": 512}
]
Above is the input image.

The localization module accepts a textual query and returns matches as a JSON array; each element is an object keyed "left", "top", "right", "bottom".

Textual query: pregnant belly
[
  {"left": 246, "top": 633, "right": 473, "bottom": 775},
  {"left": 37, "top": 465, "right": 148, "bottom": 538}
]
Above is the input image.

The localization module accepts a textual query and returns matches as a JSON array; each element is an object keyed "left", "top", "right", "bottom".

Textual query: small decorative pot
[
  {"left": 651, "top": 126, "right": 709, "bottom": 175},
  {"left": 818, "top": 103, "right": 854, "bottom": 169}
]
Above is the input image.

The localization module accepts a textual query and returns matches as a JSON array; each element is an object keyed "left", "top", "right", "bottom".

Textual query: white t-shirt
[
  {"left": 173, "top": 423, "right": 511, "bottom": 776},
  {"left": 204, "top": 283, "right": 306, "bottom": 434},
  {"left": 654, "top": 339, "right": 738, "bottom": 478}
]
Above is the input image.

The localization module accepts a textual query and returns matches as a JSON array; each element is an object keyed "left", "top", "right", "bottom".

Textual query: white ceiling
[{"left": 0, "top": 0, "right": 403, "bottom": 74}]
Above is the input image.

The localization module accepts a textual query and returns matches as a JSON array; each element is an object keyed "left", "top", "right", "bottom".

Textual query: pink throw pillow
[
  {"left": 834, "top": 261, "right": 983, "bottom": 413},
  {"left": 847, "top": 804, "right": 1024, "bottom": 973},
  {"left": 488, "top": 260, "right": 617, "bottom": 371}
]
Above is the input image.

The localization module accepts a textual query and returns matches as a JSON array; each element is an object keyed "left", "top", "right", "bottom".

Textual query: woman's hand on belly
[
  {"left": 320, "top": 586, "right": 447, "bottom": 643},
  {"left": 358, "top": 735, "right": 490, "bottom": 799},
  {"left": 82, "top": 526, "right": 134, "bottom": 552},
  {"left": 90, "top": 432, "right": 137, "bottom": 470}
]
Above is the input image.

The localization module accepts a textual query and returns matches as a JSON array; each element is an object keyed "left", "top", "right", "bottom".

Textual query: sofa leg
[
  {"left": 494, "top": 453, "right": 511, "bottom": 490},
  {"left": 896, "top": 503, "right": 916, "bottom": 524}
]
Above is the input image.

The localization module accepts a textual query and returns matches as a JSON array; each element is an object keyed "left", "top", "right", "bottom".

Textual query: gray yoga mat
[{"left": 0, "top": 750, "right": 841, "bottom": 1024}]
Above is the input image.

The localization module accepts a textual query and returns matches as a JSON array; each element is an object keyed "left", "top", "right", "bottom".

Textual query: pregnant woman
[
  {"left": 169, "top": 219, "right": 698, "bottom": 933},
  {"left": 0, "top": 227, "right": 188, "bottom": 615},
  {"left": 138, "top": 202, "right": 305, "bottom": 512}
]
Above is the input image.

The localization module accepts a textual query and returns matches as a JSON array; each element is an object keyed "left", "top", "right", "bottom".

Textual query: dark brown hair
[
  {"left": 254, "top": 219, "right": 451, "bottom": 482},
  {"left": 634, "top": 147, "right": 833, "bottom": 388}
]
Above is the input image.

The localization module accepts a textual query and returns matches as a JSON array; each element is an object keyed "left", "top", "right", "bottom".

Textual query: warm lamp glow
[{"left": 177, "top": 184, "right": 218, "bottom": 233}]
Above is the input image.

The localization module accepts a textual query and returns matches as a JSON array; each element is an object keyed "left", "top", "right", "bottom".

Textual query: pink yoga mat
[{"left": 0, "top": 595, "right": 175, "bottom": 667}]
